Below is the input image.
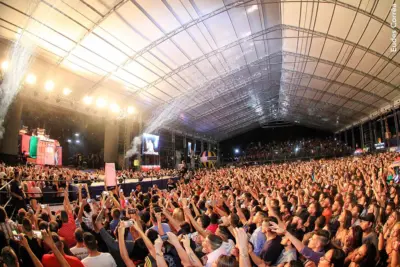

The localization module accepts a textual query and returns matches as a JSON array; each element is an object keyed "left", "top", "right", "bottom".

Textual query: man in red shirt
[
  {"left": 206, "top": 213, "right": 219, "bottom": 234},
  {"left": 321, "top": 196, "right": 333, "bottom": 224},
  {"left": 42, "top": 233, "right": 84, "bottom": 267},
  {"left": 58, "top": 186, "right": 76, "bottom": 247}
]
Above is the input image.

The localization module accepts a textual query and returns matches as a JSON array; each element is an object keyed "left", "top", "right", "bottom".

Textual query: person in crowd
[
  {"left": 81, "top": 232, "right": 117, "bottom": 267},
  {"left": 346, "top": 242, "right": 377, "bottom": 267},
  {"left": 57, "top": 185, "right": 76, "bottom": 248},
  {"left": 359, "top": 213, "right": 378, "bottom": 249},
  {"left": 331, "top": 210, "right": 352, "bottom": 248},
  {"left": 249, "top": 211, "right": 267, "bottom": 256},
  {"left": 19, "top": 217, "right": 44, "bottom": 267},
  {"left": 42, "top": 232, "right": 84, "bottom": 267},
  {"left": 70, "top": 228, "right": 88, "bottom": 260},
  {"left": 0, "top": 206, "right": 17, "bottom": 241},
  {"left": 10, "top": 172, "right": 26, "bottom": 211},
  {"left": 248, "top": 217, "right": 283, "bottom": 266},
  {"left": 0, "top": 148, "right": 399, "bottom": 267}
]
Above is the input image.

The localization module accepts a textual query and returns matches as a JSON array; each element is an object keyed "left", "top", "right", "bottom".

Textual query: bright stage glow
[
  {"left": 83, "top": 96, "right": 92, "bottom": 105},
  {"left": 110, "top": 103, "right": 120, "bottom": 113},
  {"left": 1, "top": 61, "right": 8, "bottom": 71},
  {"left": 247, "top": 5, "right": 258, "bottom": 13},
  {"left": 44, "top": 80, "right": 54, "bottom": 91},
  {"left": 76, "top": 140, "right": 80, "bottom": 144},
  {"left": 96, "top": 97, "right": 107, "bottom": 108},
  {"left": 26, "top": 74, "right": 36, "bottom": 84},
  {"left": 75, "top": 133, "right": 79, "bottom": 137},
  {"left": 127, "top": 106, "right": 135, "bottom": 114},
  {"left": 234, "top": 148, "right": 239, "bottom": 154},
  {"left": 67, "top": 139, "right": 71, "bottom": 143},
  {"left": 63, "top": 88, "right": 72, "bottom": 95}
]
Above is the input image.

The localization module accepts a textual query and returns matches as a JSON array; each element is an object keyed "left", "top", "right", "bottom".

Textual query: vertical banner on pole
[{"left": 105, "top": 163, "right": 117, "bottom": 187}]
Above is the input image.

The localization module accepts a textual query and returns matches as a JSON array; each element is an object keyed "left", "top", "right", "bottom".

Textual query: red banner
[{"left": 21, "top": 134, "right": 31, "bottom": 155}]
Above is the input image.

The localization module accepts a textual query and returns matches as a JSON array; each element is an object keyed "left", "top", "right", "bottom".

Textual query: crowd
[
  {"left": 0, "top": 150, "right": 398, "bottom": 267},
  {"left": 240, "top": 138, "right": 353, "bottom": 162}
]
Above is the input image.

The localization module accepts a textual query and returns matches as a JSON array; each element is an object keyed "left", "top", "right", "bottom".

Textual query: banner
[
  {"left": 55, "top": 146, "right": 62, "bottom": 166},
  {"left": 36, "top": 140, "right": 46, "bottom": 165},
  {"left": 105, "top": 163, "right": 117, "bottom": 187},
  {"left": 44, "top": 142, "right": 55, "bottom": 165},
  {"left": 21, "top": 135, "right": 31, "bottom": 155},
  {"left": 29, "top": 136, "right": 38, "bottom": 159}
]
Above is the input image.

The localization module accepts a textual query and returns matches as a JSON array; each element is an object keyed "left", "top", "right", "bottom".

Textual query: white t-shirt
[
  {"left": 205, "top": 246, "right": 226, "bottom": 267},
  {"left": 82, "top": 253, "right": 117, "bottom": 267},
  {"left": 70, "top": 246, "right": 89, "bottom": 260}
]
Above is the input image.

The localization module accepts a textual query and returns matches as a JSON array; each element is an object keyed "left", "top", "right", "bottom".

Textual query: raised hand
[
  {"left": 118, "top": 224, "right": 125, "bottom": 236},
  {"left": 269, "top": 221, "right": 285, "bottom": 235},
  {"left": 166, "top": 232, "right": 180, "bottom": 247},
  {"left": 181, "top": 197, "right": 188, "bottom": 208},
  {"left": 233, "top": 228, "right": 248, "bottom": 252},
  {"left": 155, "top": 212, "right": 162, "bottom": 223},
  {"left": 154, "top": 236, "right": 163, "bottom": 252},
  {"left": 18, "top": 234, "right": 29, "bottom": 248},
  {"left": 182, "top": 234, "right": 191, "bottom": 249},
  {"left": 132, "top": 219, "right": 142, "bottom": 232},
  {"left": 41, "top": 230, "right": 55, "bottom": 248}
]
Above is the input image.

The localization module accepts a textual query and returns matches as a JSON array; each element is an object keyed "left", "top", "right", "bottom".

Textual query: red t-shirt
[
  {"left": 58, "top": 212, "right": 77, "bottom": 247},
  {"left": 42, "top": 253, "right": 84, "bottom": 267},
  {"left": 322, "top": 208, "right": 332, "bottom": 223},
  {"left": 206, "top": 223, "right": 218, "bottom": 234}
]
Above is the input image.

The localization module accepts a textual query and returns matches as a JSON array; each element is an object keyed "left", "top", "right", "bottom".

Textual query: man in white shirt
[
  {"left": 82, "top": 232, "right": 117, "bottom": 267},
  {"left": 70, "top": 229, "right": 88, "bottom": 260}
]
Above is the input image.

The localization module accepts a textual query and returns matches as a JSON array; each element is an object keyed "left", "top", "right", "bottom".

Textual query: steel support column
[
  {"left": 394, "top": 110, "right": 399, "bottom": 147},
  {"left": 360, "top": 124, "right": 364, "bottom": 148},
  {"left": 380, "top": 116, "right": 385, "bottom": 145},
  {"left": 345, "top": 130, "right": 348, "bottom": 146},
  {"left": 369, "top": 121, "right": 373, "bottom": 150},
  {"left": 351, "top": 127, "right": 355, "bottom": 149}
]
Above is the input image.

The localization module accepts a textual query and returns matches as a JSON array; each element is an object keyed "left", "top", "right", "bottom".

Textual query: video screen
[
  {"left": 188, "top": 142, "right": 196, "bottom": 156},
  {"left": 142, "top": 133, "right": 160, "bottom": 155}
]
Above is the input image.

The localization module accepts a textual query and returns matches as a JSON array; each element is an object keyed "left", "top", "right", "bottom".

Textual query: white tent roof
[{"left": 0, "top": 0, "right": 399, "bottom": 140}]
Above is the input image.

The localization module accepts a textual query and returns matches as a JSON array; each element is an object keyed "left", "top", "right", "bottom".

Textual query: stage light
[
  {"left": 67, "top": 139, "right": 71, "bottom": 143},
  {"left": 75, "top": 133, "right": 79, "bottom": 137},
  {"left": 234, "top": 148, "right": 239, "bottom": 154},
  {"left": 96, "top": 97, "right": 107, "bottom": 108},
  {"left": 63, "top": 88, "right": 72, "bottom": 95},
  {"left": 44, "top": 80, "right": 54, "bottom": 91},
  {"left": 127, "top": 106, "right": 135, "bottom": 114},
  {"left": 26, "top": 74, "right": 36, "bottom": 84},
  {"left": 247, "top": 5, "right": 258, "bottom": 13},
  {"left": 76, "top": 140, "right": 80, "bottom": 144},
  {"left": 110, "top": 103, "right": 120, "bottom": 113},
  {"left": 1, "top": 61, "right": 8, "bottom": 71},
  {"left": 83, "top": 96, "right": 92, "bottom": 105}
]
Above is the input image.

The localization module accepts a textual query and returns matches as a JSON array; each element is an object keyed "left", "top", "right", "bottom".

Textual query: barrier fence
[{"left": 0, "top": 176, "right": 180, "bottom": 217}]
